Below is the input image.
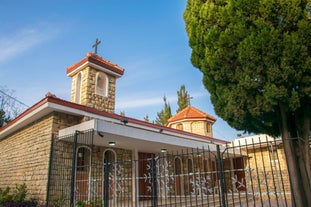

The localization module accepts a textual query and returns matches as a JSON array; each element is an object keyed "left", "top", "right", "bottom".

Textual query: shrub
[{"left": 0, "top": 184, "right": 37, "bottom": 206}]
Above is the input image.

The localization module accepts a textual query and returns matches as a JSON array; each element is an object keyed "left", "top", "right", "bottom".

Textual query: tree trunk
[{"left": 279, "top": 105, "right": 311, "bottom": 207}]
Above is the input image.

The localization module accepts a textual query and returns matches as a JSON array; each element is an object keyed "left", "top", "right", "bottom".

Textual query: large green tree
[
  {"left": 184, "top": 0, "right": 311, "bottom": 206},
  {"left": 176, "top": 84, "right": 191, "bottom": 112}
]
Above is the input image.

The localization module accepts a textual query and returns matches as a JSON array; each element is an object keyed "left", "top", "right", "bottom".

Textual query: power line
[{"left": 0, "top": 89, "right": 29, "bottom": 108}]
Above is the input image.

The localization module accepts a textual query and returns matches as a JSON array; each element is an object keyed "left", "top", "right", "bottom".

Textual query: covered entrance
[{"left": 45, "top": 119, "right": 291, "bottom": 207}]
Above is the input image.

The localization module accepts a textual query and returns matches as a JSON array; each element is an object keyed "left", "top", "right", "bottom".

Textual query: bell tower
[{"left": 66, "top": 49, "right": 124, "bottom": 113}]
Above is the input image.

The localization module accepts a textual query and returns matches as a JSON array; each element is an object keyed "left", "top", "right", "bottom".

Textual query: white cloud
[{"left": 0, "top": 25, "right": 57, "bottom": 63}]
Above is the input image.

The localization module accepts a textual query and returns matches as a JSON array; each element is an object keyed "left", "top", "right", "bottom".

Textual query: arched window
[
  {"left": 174, "top": 157, "right": 183, "bottom": 195},
  {"left": 176, "top": 123, "right": 183, "bottom": 130},
  {"left": 95, "top": 72, "right": 109, "bottom": 97},
  {"left": 188, "top": 158, "right": 193, "bottom": 174},
  {"left": 76, "top": 146, "right": 91, "bottom": 172},
  {"left": 75, "top": 146, "right": 91, "bottom": 202},
  {"left": 103, "top": 149, "right": 117, "bottom": 201},
  {"left": 206, "top": 123, "right": 211, "bottom": 132},
  {"left": 75, "top": 72, "right": 82, "bottom": 103},
  {"left": 174, "top": 157, "right": 182, "bottom": 175},
  {"left": 104, "top": 149, "right": 116, "bottom": 164}
]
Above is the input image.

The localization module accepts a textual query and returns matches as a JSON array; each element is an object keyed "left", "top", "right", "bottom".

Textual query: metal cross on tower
[{"left": 92, "top": 38, "right": 101, "bottom": 54}]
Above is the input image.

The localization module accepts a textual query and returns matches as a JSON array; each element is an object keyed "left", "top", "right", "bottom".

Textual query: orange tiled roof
[
  {"left": 167, "top": 106, "right": 216, "bottom": 123},
  {"left": 66, "top": 52, "right": 124, "bottom": 77}
]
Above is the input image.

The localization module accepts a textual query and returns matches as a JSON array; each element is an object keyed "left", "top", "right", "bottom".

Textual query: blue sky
[{"left": 0, "top": 0, "right": 243, "bottom": 140}]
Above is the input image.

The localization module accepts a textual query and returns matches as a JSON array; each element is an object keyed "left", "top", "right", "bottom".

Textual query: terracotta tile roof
[
  {"left": 167, "top": 106, "right": 217, "bottom": 123},
  {"left": 66, "top": 52, "right": 124, "bottom": 77}
]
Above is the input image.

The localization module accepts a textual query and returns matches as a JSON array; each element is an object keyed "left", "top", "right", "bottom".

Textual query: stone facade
[
  {"left": 244, "top": 146, "right": 290, "bottom": 194},
  {"left": 70, "top": 67, "right": 117, "bottom": 113},
  {"left": 0, "top": 112, "right": 81, "bottom": 203},
  {"left": 169, "top": 120, "right": 213, "bottom": 137}
]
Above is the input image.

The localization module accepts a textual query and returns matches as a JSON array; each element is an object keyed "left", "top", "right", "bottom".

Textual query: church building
[{"left": 0, "top": 51, "right": 229, "bottom": 206}]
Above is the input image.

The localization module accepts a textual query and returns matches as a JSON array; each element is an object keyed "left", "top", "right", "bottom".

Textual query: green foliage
[
  {"left": 0, "top": 183, "right": 27, "bottom": 204},
  {"left": 155, "top": 96, "right": 172, "bottom": 125},
  {"left": 90, "top": 200, "right": 102, "bottom": 207},
  {"left": 75, "top": 201, "right": 86, "bottom": 207},
  {"left": 176, "top": 84, "right": 190, "bottom": 113},
  {"left": 184, "top": 0, "right": 311, "bottom": 136},
  {"left": 51, "top": 195, "right": 67, "bottom": 207},
  {"left": 0, "top": 186, "right": 12, "bottom": 204}
]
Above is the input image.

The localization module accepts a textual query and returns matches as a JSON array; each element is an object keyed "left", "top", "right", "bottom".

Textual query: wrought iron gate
[{"left": 46, "top": 131, "right": 291, "bottom": 207}]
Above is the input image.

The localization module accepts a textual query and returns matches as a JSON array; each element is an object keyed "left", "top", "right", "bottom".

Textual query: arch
[
  {"left": 174, "top": 157, "right": 183, "bottom": 195},
  {"left": 76, "top": 145, "right": 92, "bottom": 171},
  {"left": 95, "top": 72, "right": 109, "bottom": 97},
  {"left": 75, "top": 72, "right": 82, "bottom": 103},
  {"left": 103, "top": 149, "right": 116, "bottom": 163},
  {"left": 176, "top": 123, "right": 183, "bottom": 130},
  {"left": 174, "top": 157, "right": 183, "bottom": 175},
  {"left": 206, "top": 123, "right": 211, "bottom": 133},
  {"left": 103, "top": 149, "right": 117, "bottom": 201},
  {"left": 75, "top": 146, "right": 91, "bottom": 202},
  {"left": 187, "top": 158, "right": 194, "bottom": 173}
]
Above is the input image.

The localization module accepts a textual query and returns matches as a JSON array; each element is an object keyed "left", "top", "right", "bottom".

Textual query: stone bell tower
[{"left": 66, "top": 46, "right": 124, "bottom": 113}]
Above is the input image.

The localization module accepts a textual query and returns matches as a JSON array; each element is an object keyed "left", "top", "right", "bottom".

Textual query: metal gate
[{"left": 46, "top": 131, "right": 291, "bottom": 207}]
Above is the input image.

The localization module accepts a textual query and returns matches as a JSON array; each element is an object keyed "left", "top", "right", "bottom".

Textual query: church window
[
  {"left": 188, "top": 158, "right": 193, "bottom": 174},
  {"left": 95, "top": 72, "right": 109, "bottom": 97},
  {"left": 174, "top": 157, "right": 182, "bottom": 175},
  {"left": 206, "top": 123, "right": 211, "bottom": 132},
  {"left": 75, "top": 72, "right": 82, "bottom": 103},
  {"left": 104, "top": 149, "right": 116, "bottom": 164},
  {"left": 76, "top": 146, "right": 91, "bottom": 172},
  {"left": 176, "top": 123, "right": 183, "bottom": 130}
]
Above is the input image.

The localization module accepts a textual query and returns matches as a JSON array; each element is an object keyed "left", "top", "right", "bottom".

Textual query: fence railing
[{"left": 47, "top": 132, "right": 292, "bottom": 207}]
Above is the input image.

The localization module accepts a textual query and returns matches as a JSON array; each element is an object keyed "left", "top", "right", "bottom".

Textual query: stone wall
[
  {"left": 70, "top": 66, "right": 116, "bottom": 113},
  {"left": 47, "top": 141, "right": 133, "bottom": 206},
  {"left": 0, "top": 112, "right": 82, "bottom": 203},
  {"left": 244, "top": 145, "right": 290, "bottom": 195},
  {"left": 170, "top": 120, "right": 213, "bottom": 137},
  {"left": 0, "top": 114, "right": 54, "bottom": 202}
]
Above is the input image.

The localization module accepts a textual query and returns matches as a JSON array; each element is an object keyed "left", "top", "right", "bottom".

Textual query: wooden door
[
  {"left": 138, "top": 152, "right": 154, "bottom": 200},
  {"left": 233, "top": 157, "right": 246, "bottom": 191}
]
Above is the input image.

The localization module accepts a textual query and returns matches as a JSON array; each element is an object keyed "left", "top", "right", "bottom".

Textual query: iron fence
[{"left": 46, "top": 131, "right": 292, "bottom": 207}]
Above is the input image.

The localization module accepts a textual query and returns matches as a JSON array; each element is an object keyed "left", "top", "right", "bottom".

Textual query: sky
[{"left": 0, "top": 0, "right": 244, "bottom": 141}]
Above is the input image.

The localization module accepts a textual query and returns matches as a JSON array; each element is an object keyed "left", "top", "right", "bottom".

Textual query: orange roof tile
[
  {"left": 167, "top": 106, "right": 216, "bottom": 123},
  {"left": 66, "top": 52, "right": 124, "bottom": 77}
]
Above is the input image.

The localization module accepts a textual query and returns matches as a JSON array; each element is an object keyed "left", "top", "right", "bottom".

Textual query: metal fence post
[
  {"left": 104, "top": 161, "right": 110, "bottom": 207},
  {"left": 216, "top": 145, "right": 226, "bottom": 207},
  {"left": 46, "top": 134, "right": 54, "bottom": 207},
  {"left": 70, "top": 131, "right": 79, "bottom": 206},
  {"left": 151, "top": 154, "right": 158, "bottom": 207}
]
